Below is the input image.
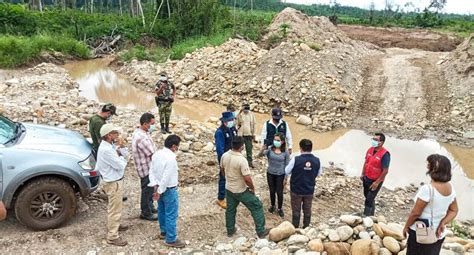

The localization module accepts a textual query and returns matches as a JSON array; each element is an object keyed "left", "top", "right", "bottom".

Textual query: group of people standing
[{"left": 85, "top": 71, "right": 459, "bottom": 255}]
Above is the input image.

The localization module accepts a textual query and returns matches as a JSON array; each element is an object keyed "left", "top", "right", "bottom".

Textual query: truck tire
[{"left": 14, "top": 177, "right": 77, "bottom": 230}]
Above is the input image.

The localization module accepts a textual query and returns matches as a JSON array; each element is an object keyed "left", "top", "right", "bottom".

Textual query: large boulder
[
  {"left": 373, "top": 223, "right": 384, "bottom": 238},
  {"left": 296, "top": 115, "right": 312, "bottom": 125},
  {"left": 269, "top": 221, "right": 296, "bottom": 242},
  {"left": 363, "top": 217, "right": 374, "bottom": 228},
  {"left": 329, "top": 230, "right": 340, "bottom": 242},
  {"left": 350, "top": 239, "right": 380, "bottom": 255},
  {"left": 307, "top": 238, "right": 324, "bottom": 252},
  {"left": 339, "top": 215, "right": 362, "bottom": 226},
  {"left": 323, "top": 242, "right": 351, "bottom": 255},
  {"left": 336, "top": 225, "right": 354, "bottom": 242},
  {"left": 378, "top": 248, "right": 392, "bottom": 255},
  {"left": 287, "top": 234, "right": 310, "bottom": 245},
  {"left": 382, "top": 236, "right": 400, "bottom": 253},
  {"left": 381, "top": 223, "right": 404, "bottom": 240}
]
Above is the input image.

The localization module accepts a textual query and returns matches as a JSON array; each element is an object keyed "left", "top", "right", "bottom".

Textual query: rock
[
  {"left": 363, "top": 217, "right": 374, "bottom": 228},
  {"left": 257, "top": 247, "right": 271, "bottom": 255},
  {"left": 301, "top": 88, "right": 309, "bottom": 94},
  {"left": 382, "top": 236, "right": 400, "bottom": 253},
  {"left": 376, "top": 216, "right": 387, "bottom": 224},
  {"left": 372, "top": 235, "right": 382, "bottom": 246},
  {"left": 373, "top": 223, "right": 384, "bottom": 238},
  {"left": 381, "top": 223, "right": 404, "bottom": 241},
  {"left": 300, "top": 43, "right": 312, "bottom": 51},
  {"left": 439, "top": 249, "right": 456, "bottom": 255},
  {"left": 288, "top": 234, "right": 310, "bottom": 245},
  {"left": 269, "top": 221, "right": 296, "bottom": 242},
  {"left": 182, "top": 75, "right": 195, "bottom": 85},
  {"left": 470, "top": 227, "right": 474, "bottom": 239},
  {"left": 464, "top": 242, "right": 474, "bottom": 252},
  {"left": 445, "top": 237, "right": 470, "bottom": 245},
  {"left": 180, "top": 143, "right": 190, "bottom": 152},
  {"left": 296, "top": 115, "right": 312, "bottom": 125},
  {"left": 182, "top": 187, "right": 194, "bottom": 194},
  {"left": 233, "top": 237, "right": 247, "bottom": 247},
  {"left": 295, "top": 249, "right": 306, "bottom": 255},
  {"left": 203, "top": 142, "right": 214, "bottom": 152},
  {"left": 255, "top": 238, "right": 270, "bottom": 249},
  {"left": 359, "top": 231, "right": 371, "bottom": 240},
  {"left": 329, "top": 230, "right": 340, "bottom": 242},
  {"left": 216, "top": 243, "right": 233, "bottom": 252},
  {"left": 351, "top": 239, "right": 380, "bottom": 255},
  {"left": 462, "top": 131, "right": 474, "bottom": 139},
  {"left": 305, "top": 228, "right": 319, "bottom": 240},
  {"left": 444, "top": 243, "right": 465, "bottom": 253},
  {"left": 307, "top": 239, "right": 324, "bottom": 252},
  {"left": 184, "top": 134, "right": 195, "bottom": 141},
  {"left": 336, "top": 225, "right": 353, "bottom": 241},
  {"left": 340, "top": 215, "right": 362, "bottom": 226},
  {"left": 378, "top": 248, "right": 391, "bottom": 255},
  {"left": 191, "top": 141, "right": 204, "bottom": 151},
  {"left": 209, "top": 117, "right": 219, "bottom": 122},
  {"left": 323, "top": 242, "right": 351, "bottom": 255}
]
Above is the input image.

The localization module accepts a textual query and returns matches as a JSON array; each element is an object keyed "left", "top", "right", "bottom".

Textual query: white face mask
[{"left": 227, "top": 121, "right": 235, "bottom": 128}]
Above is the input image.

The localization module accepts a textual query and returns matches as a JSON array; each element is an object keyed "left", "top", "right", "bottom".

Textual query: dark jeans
[
  {"left": 362, "top": 176, "right": 383, "bottom": 216},
  {"left": 218, "top": 167, "right": 226, "bottom": 200},
  {"left": 290, "top": 192, "right": 313, "bottom": 228},
  {"left": 407, "top": 229, "right": 444, "bottom": 255},
  {"left": 225, "top": 189, "right": 266, "bottom": 235},
  {"left": 243, "top": 136, "right": 253, "bottom": 166},
  {"left": 267, "top": 173, "right": 285, "bottom": 209},
  {"left": 140, "top": 176, "right": 155, "bottom": 217}
]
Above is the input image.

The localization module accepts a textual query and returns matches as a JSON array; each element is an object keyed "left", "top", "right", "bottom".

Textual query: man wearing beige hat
[{"left": 95, "top": 124, "right": 129, "bottom": 246}]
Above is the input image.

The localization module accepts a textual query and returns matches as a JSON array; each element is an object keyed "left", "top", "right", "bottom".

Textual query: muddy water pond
[{"left": 63, "top": 59, "right": 473, "bottom": 220}]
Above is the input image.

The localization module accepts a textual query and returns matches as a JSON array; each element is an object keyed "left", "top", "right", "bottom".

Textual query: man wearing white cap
[{"left": 95, "top": 124, "right": 129, "bottom": 246}]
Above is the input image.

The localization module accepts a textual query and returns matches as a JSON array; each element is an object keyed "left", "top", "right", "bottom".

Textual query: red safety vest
[{"left": 364, "top": 147, "right": 388, "bottom": 181}]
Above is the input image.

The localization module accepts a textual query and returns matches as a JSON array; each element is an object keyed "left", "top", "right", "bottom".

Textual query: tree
[
  {"left": 428, "top": 0, "right": 447, "bottom": 13},
  {"left": 368, "top": 1, "right": 375, "bottom": 24}
]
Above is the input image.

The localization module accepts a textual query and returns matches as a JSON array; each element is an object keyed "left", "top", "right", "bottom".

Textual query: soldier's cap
[
  {"left": 100, "top": 124, "right": 120, "bottom": 137},
  {"left": 102, "top": 103, "right": 117, "bottom": 115},
  {"left": 159, "top": 76, "right": 168, "bottom": 82},
  {"left": 271, "top": 108, "right": 283, "bottom": 119}
]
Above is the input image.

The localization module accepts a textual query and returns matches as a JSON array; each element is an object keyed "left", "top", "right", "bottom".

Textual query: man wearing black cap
[
  {"left": 155, "top": 72, "right": 176, "bottom": 134},
  {"left": 236, "top": 103, "right": 256, "bottom": 168},
  {"left": 260, "top": 108, "right": 293, "bottom": 154},
  {"left": 214, "top": 111, "right": 237, "bottom": 209},
  {"left": 89, "top": 103, "right": 117, "bottom": 159}
]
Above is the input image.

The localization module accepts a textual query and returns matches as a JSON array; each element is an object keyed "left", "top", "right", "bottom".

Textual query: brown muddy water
[{"left": 63, "top": 59, "right": 474, "bottom": 221}]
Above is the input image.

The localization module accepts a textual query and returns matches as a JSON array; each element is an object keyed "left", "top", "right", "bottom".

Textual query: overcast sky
[{"left": 285, "top": 0, "right": 474, "bottom": 14}]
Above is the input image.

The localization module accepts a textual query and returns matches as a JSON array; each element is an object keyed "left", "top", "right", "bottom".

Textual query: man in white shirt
[
  {"left": 95, "top": 124, "right": 129, "bottom": 246},
  {"left": 148, "top": 135, "right": 185, "bottom": 248},
  {"left": 260, "top": 108, "right": 293, "bottom": 154}
]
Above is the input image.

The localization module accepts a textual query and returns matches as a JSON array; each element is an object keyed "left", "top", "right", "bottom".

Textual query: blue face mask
[
  {"left": 273, "top": 140, "right": 282, "bottom": 148},
  {"left": 371, "top": 139, "right": 379, "bottom": 147},
  {"left": 148, "top": 124, "right": 157, "bottom": 133},
  {"left": 227, "top": 121, "right": 235, "bottom": 128}
]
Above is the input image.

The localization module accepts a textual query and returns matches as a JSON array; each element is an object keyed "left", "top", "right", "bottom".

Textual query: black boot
[
  {"left": 292, "top": 215, "right": 300, "bottom": 228},
  {"left": 160, "top": 123, "right": 166, "bottom": 134},
  {"left": 165, "top": 123, "right": 172, "bottom": 134},
  {"left": 363, "top": 206, "right": 374, "bottom": 217},
  {"left": 303, "top": 215, "right": 311, "bottom": 228}
]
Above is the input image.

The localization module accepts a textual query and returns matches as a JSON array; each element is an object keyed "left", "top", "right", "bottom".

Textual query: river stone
[
  {"left": 372, "top": 235, "right": 382, "bottom": 246},
  {"left": 382, "top": 236, "right": 400, "bottom": 253},
  {"left": 203, "top": 142, "right": 214, "bottom": 152},
  {"left": 184, "top": 134, "right": 195, "bottom": 141},
  {"left": 359, "top": 231, "right": 371, "bottom": 240},
  {"left": 445, "top": 236, "right": 469, "bottom": 245},
  {"left": 439, "top": 249, "right": 456, "bottom": 255},
  {"left": 269, "top": 221, "right": 296, "bottom": 242},
  {"left": 216, "top": 243, "right": 233, "bottom": 252},
  {"left": 181, "top": 75, "right": 195, "bottom": 85},
  {"left": 381, "top": 223, "right": 404, "bottom": 240},
  {"left": 300, "top": 43, "right": 312, "bottom": 51},
  {"left": 351, "top": 239, "right": 380, "bottom": 255},
  {"left": 257, "top": 247, "right": 271, "bottom": 255},
  {"left": 443, "top": 243, "right": 465, "bottom": 253},
  {"left": 288, "top": 234, "right": 309, "bottom": 245},
  {"left": 363, "top": 217, "right": 374, "bottom": 228},
  {"left": 340, "top": 215, "right": 362, "bottom": 226},
  {"left": 328, "top": 230, "right": 340, "bottom": 242},
  {"left": 376, "top": 215, "right": 387, "bottom": 224},
  {"left": 323, "top": 242, "right": 351, "bottom": 255},
  {"left": 307, "top": 239, "right": 323, "bottom": 252},
  {"left": 305, "top": 228, "right": 319, "bottom": 240},
  {"left": 191, "top": 141, "right": 204, "bottom": 151},
  {"left": 294, "top": 248, "right": 306, "bottom": 255},
  {"left": 233, "top": 237, "right": 247, "bottom": 247},
  {"left": 373, "top": 223, "right": 384, "bottom": 238},
  {"left": 378, "top": 248, "right": 391, "bottom": 255},
  {"left": 296, "top": 115, "right": 312, "bottom": 125},
  {"left": 180, "top": 143, "right": 190, "bottom": 152},
  {"left": 254, "top": 238, "right": 270, "bottom": 249},
  {"left": 336, "top": 225, "right": 353, "bottom": 241}
]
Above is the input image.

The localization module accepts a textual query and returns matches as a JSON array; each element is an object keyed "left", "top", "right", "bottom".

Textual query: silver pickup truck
[{"left": 0, "top": 115, "right": 99, "bottom": 230}]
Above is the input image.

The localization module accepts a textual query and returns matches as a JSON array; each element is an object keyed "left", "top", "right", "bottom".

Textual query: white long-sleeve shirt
[
  {"left": 260, "top": 119, "right": 293, "bottom": 149},
  {"left": 148, "top": 147, "right": 179, "bottom": 194},
  {"left": 285, "top": 152, "right": 323, "bottom": 176},
  {"left": 95, "top": 141, "right": 127, "bottom": 182}
]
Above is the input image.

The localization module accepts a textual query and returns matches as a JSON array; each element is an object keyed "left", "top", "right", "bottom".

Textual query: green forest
[{"left": 0, "top": 0, "right": 472, "bottom": 68}]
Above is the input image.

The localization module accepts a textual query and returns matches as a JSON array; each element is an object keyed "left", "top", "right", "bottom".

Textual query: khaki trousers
[{"left": 102, "top": 179, "right": 123, "bottom": 241}]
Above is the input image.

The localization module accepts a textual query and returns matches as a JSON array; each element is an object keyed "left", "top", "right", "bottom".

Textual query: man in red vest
[{"left": 360, "top": 133, "right": 390, "bottom": 216}]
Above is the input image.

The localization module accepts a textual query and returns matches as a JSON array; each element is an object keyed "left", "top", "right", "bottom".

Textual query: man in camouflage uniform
[{"left": 155, "top": 72, "right": 176, "bottom": 134}]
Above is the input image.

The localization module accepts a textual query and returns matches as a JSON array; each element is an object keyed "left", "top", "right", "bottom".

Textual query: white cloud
[{"left": 284, "top": 0, "right": 474, "bottom": 14}]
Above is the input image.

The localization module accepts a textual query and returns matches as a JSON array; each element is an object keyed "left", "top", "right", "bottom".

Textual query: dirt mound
[
  {"left": 441, "top": 34, "right": 474, "bottom": 138},
  {"left": 262, "top": 7, "right": 351, "bottom": 47},
  {"left": 340, "top": 25, "right": 463, "bottom": 52}
]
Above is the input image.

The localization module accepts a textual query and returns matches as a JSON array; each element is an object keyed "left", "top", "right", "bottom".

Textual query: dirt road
[{"left": 353, "top": 48, "right": 453, "bottom": 141}]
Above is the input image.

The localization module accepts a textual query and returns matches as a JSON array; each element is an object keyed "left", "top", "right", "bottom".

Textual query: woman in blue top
[{"left": 259, "top": 133, "right": 290, "bottom": 218}]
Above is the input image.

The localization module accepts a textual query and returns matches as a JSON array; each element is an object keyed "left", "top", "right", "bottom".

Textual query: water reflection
[{"left": 63, "top": 59, "right": 473, "bottom": 220}]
